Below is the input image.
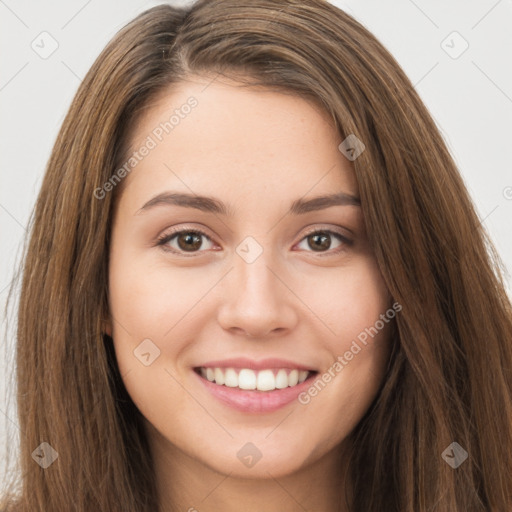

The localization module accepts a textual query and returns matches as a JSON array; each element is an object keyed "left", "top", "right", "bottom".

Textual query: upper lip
[{"left": 195, "top": 357, "right": 317, "bottom": 372}]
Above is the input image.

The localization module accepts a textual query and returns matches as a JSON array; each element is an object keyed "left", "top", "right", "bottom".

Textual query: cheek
[
  {"left": 108, "top": 247, "right": 214, "bottom": 339},
  {"left": 107, "top": 248, "right": 224, "bottom": 401},
  {"left": 107, "top": 251, "right": 203, "bottom": 424},
  {"left": 295, "top": 256, "right": 393, "bottom": 440},
  {"left": 301, "top": 254, "right": 391, "bottom": 343}
]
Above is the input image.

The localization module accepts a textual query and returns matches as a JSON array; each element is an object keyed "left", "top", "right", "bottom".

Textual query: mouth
[
  {"left": 192, "top": 357, "right": 320, "bottom": 413},
  {"left": 193, "top": 366, "right": 317, "bottom": 392}
]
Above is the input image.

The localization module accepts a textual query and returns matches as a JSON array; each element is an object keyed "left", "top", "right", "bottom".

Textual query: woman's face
[{"left": 107, "top": 76, "right": 393, "bottom": 480}]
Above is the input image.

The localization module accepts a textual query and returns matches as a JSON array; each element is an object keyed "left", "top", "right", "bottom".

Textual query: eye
[
  {"left": 157, "top": 227, "right": 216, "bottom": 256},
  {"left": 295, "top": 229, "right": 352, "bottom": 255},
  {"left": 156, "top": 226, "right": 352, "bottom": 257}
]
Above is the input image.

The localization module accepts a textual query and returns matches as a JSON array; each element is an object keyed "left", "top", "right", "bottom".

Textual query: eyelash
[{"left": 156, "top": 225, "right": 353, "bottom": 258}]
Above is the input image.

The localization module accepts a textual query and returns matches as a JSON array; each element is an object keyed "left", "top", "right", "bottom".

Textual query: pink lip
[
  {"left": 192, "top": 367, "right": 318, "bottom": 414},
  {"left": 195, "top": 357, "right": 315, "bottom": 372}
]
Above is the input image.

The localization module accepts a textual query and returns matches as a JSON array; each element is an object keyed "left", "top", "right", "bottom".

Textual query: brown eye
[
  {"left": 307, "top": 232, "right": 332, "bottom": 251},
  {"left": 295, "top": 229, "right": 351, "bottom": 255},
  {"left": 157, "top": 229, "right": 215, "bottom": 255},
  {"left": 176, "top": 232, "right": 204, "bottom": 252}
]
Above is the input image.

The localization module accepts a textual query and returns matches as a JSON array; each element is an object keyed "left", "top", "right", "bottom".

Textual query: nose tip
[{"left": 216, "top": 255, "right": 298, "bottom": 338}]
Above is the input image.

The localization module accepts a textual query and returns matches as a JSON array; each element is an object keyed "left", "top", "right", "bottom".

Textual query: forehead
[{"left": 119, "top": 77, "right": 359, "bottom": 211}]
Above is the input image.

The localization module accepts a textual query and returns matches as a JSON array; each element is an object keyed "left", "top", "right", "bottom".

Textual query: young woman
[{"left": 2, "top": 0, "right": 511, "bottom": 510}]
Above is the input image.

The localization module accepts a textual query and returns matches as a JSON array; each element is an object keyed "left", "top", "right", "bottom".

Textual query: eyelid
[{"left": 299, "top": 224, "right": 351, "bottom": 240}]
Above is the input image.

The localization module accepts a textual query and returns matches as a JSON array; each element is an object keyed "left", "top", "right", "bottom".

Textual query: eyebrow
[{"left": 136, "top": 190, "right": 361, "bottom": 216}]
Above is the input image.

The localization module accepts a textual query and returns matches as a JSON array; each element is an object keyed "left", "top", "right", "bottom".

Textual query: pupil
[
  {"left": 310, "top": 233, "right": 330, "bottom": 251},
  {"left": 178, "top": 232, "right": 202, "bottom": 251}
]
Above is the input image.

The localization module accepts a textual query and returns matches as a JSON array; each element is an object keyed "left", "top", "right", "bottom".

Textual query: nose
[{"left": 216, "top": 247, "right": 299, "bottom": 338}]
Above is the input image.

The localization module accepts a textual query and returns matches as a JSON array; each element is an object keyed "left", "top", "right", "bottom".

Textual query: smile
[{"left": 195, "top": 367, "right": 312, "bottom": 392}]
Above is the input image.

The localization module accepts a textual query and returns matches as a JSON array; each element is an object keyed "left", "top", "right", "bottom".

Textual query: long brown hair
[{"left": 2, "top": 1, "right": 511, "bottom": 510}]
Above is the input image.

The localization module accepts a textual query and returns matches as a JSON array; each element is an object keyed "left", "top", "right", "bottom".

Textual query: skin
[{"left": 106, "top": 75, "right": 393, "bottom": 512}]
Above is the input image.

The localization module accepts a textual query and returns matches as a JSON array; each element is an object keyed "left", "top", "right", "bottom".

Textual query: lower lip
[{"left": 193, "top": 369, "right": 317, "bottom": 413}]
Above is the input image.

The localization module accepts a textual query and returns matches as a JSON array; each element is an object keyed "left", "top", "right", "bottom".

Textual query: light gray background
[{"left": 1, "top": 0, "right": 511, "bottom": 490}]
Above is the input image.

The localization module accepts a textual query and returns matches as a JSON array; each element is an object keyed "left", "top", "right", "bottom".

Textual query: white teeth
[
  {"left": 238, "top": 369, "right": 257, "bottom": 390},
  {"left": 257, "top": 370, "right": 275, "bottom": 391},
  {"left": 224, "top": 368, "right": 238, "bottom": 388},
  {"left": 198, "top": 367, "right": 312, "bottom": 391},
  {"left": 214, "top": 367, "right": 225, "bottom": 385},
  {"left": 288, "top": 369, "right": 299, "bottom": 386},
  {"left": 275, "top": 369, "right": 289, "bottom": 389}
]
